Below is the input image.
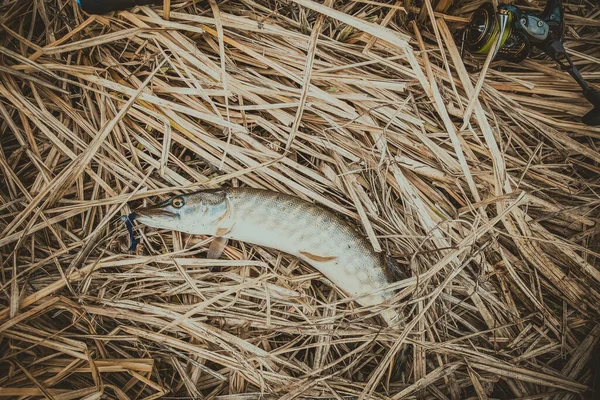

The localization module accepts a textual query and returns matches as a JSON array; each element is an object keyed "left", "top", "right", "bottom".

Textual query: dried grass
[{"left": 1, "top": 0, "right": 600, "bottom": 398}]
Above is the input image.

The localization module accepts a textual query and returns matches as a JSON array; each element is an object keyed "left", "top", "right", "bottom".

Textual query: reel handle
[
  {"left": 582, "top": 88, "right": 600, "bottom": 126},
  {"left": 539, "top": 0, "right": 564, "bottom": 31}
]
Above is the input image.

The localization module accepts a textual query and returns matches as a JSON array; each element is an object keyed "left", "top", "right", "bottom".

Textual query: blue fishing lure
[{"left": 121, "top": 213, "right": 137, "bottom": 251}]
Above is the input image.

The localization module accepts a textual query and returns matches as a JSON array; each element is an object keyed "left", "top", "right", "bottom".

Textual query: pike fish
[{"left": 132, "top": 188, "right": 399, "bottom": 324}]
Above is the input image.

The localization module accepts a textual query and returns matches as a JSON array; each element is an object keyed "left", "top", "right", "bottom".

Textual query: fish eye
[{"left": 171, "top": 197, "right": 185, "bottom": 208}]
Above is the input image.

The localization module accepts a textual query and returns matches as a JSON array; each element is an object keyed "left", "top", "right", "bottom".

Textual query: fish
[{"left": 132, "top": 188, "right": 399, "bottom": 325}]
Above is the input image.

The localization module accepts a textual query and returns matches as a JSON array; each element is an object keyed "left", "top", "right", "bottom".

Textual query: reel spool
[{"left": 464, "top": 3, "right": 529, "bottom": 62}]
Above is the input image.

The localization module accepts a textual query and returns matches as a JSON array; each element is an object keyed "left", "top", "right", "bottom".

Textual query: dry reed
[{"left": 0, "top": 0, "right": 599, "bottom": 398}]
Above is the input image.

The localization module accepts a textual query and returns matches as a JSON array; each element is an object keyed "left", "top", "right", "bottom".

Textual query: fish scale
[{"left": 133, "top": 188, "right": 399, "bottom": 325}]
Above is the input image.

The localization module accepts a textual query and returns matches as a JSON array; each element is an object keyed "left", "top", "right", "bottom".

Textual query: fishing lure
[{"left": 121, "top": 213, "right": 137, "bottom": 251}]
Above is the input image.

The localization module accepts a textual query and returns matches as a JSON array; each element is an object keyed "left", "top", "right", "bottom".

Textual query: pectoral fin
[
  {"left": 300, "top": 251, "right": 337, "bottom": 262},
  {"left": 207, "top": 237, "right": 229, "bottom": 259},
  {"left": 216, "top": 227, "right": 231, "bottom": 236}
]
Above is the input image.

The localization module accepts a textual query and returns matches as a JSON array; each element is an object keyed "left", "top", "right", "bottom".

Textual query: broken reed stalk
[{"left": 0, "top": 0, "right": 599, "bottom": 398}]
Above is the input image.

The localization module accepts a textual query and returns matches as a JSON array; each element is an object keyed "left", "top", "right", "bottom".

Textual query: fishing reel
[{"left": 462, "top": 0, "right": 600, "bottom": 126}]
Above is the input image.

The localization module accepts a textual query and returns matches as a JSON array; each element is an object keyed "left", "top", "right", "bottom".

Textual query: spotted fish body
[{"left": 133, "top": 188, "right": 398, "bottom": 324}]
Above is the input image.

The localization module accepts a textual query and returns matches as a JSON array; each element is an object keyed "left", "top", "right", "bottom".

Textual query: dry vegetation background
[{"left": 1, "top": 0, "right": 600, "bottom": 398}]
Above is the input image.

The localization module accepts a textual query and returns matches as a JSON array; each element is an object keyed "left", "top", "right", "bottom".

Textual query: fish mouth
[{"left": 132, "top": 205, "right": 177, "bottom": 221}]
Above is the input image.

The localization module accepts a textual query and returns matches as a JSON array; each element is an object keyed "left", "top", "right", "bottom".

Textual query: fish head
[{"left": 133, "top": 189, "right": 229, "bottom": 234}]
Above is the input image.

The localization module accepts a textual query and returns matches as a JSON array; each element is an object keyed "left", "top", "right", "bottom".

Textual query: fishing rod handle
[{"left": 77, "top": 0, "right": 163, "bottom": 14}]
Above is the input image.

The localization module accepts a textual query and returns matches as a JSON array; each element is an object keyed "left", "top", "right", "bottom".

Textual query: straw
[{"left": 0, "top": 0, "right": 599, "bottom": 398}]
